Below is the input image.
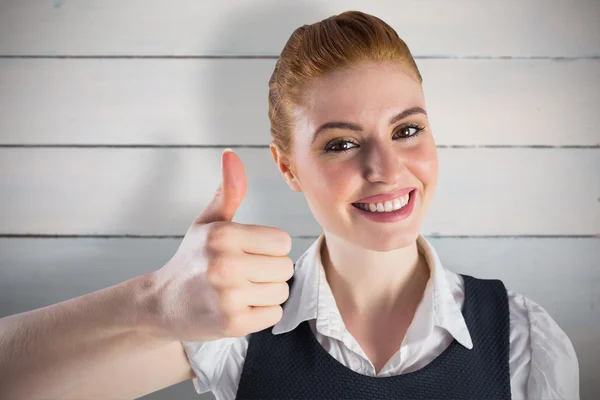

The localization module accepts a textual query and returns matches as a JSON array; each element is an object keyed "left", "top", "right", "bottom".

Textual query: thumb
[{"left": 195, "top": 148, "right": 247, "bottom": 224}]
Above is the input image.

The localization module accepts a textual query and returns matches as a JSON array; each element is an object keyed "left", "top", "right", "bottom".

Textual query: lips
[
  {"left": 351, "top": 187, "right": 417, "bottom": 222},
  {"left": 353, "top": 187, "right": 416, "bottom": 204}
]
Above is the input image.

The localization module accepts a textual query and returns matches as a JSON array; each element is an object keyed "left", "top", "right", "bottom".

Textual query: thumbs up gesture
[{"left": 151, "top": 149, "right": 294, "bottom": 342}]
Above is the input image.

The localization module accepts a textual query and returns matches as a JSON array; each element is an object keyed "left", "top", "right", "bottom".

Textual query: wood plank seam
[
  {"left": 1, "top": 55, "right": 600, "bottom": 60},
  {"left": 1, "top": 145, "right": 598, "bottom": 149},
  {"left": 0, "top": 234, "right": 598, "bottom": 239}
]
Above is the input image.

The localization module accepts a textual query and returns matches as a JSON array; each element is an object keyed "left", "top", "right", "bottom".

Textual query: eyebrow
[{"left": 310, "top": 106, "right": 427, "bottom": 144}]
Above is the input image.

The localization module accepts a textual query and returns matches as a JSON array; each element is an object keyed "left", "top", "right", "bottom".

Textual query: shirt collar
[
  {"left": 271, "top": 234, "right": 322, "bottom": 335},
  {"left": 272, "top": 233, "right": 473, "bottom": 350},
  {"left": 417, "top": 235, "right": 473, "bottom": 349}
]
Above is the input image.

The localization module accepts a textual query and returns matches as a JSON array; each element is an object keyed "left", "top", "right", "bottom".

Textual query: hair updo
[{"left": 268, "top": 11, "right": 422, "bottom": 165}]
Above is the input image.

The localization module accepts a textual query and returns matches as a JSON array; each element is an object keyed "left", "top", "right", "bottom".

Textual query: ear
[{"left": 270, "top": 142, "right": 302, "bottom": 192}]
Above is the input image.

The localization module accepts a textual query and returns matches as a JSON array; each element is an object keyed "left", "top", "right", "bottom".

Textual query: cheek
[
  {"left": 302, "top": 159, "right": 356, "bottom": 202},
  {"left": 411, "top": 143, "right": 439, "bottom": 186}
]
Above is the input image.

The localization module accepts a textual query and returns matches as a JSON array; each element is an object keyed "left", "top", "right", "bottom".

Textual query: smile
[
  {"left": 353, "top": 192, "right": 410, "bottom": 213},
  {"left": 350, "top": 189, "right": 416, "bottom": 222}
]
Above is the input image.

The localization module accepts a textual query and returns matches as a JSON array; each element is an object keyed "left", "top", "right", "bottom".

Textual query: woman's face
[{"left": 275, "top": 60, "right": 438, "bottom": 252}]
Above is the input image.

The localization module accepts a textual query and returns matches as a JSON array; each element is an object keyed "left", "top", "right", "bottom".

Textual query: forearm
[{"left": 0, "top": 271, "right": 169, "bottom": 400}]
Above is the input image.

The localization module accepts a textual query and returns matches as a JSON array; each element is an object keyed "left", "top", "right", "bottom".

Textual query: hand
[{"left": 150, "top": 149, "right": 293, "bottom": 342}]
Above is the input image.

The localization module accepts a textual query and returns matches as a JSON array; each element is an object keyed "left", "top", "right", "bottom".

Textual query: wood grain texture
[
  {"left": 1, "top": 59, "right": 598, "bottom": 146},
  {"left": 2, "top": 237, "right": 598, "bottom": 325},
  {"left": 0, "top": 0, "right": 598, "bottom": 57},
  {"left": 564, "top": 326, "right": 600, "bottom": 400},
  {"left": 0, "top": 148, "right": 598, "bottom": 236},
  {"left": 1, "top": 237, "right": 597, "bottom": 399},
  {"left": 1, "top": 1, "right": 597, "bottom": 398}
]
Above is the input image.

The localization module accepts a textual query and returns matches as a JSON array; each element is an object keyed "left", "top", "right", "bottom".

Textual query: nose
[{"left": 363, "top": 140, "right": 406, "bottom": 184}]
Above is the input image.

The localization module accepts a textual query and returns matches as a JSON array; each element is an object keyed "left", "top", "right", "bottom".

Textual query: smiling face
[{"left": 272, "top": 60, "right": 439, "bottom": 252}]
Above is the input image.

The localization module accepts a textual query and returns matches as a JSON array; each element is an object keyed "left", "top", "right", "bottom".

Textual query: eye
[
  {"left": 393, "top": 124, "right": 425, "bottom": 140},
  {"left": 324, "top": 139, "right": 359, "bottom": 153}
]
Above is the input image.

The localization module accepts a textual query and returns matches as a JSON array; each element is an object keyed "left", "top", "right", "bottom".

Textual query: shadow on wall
[
  {"left": 0, "top": 2, "right": 326, "bottom": 400},
  {"left": 193, "top": 2, "right": 331, "bottom": 236},
  {"left": 143, "top": 3, "right": 326, "bottom": 397}
]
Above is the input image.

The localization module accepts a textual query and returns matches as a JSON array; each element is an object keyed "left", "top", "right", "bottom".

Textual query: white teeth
[
  {"left": 356, "top": 193, "right": 411, "bottom": 213},
  {"left": 384, "top": 201, "right": 393, "bottom": 212}
]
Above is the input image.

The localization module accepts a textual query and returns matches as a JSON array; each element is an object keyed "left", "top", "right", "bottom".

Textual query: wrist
[{"left": 127, "top": 271, "right": 172, "bottom": 341}]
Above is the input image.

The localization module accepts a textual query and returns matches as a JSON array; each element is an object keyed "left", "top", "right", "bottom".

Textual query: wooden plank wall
[{"left": 0, "top": 1, "right": 598, "bottom": 399}]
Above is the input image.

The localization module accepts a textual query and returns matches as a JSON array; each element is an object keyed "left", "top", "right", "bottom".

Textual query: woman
[{"left": 0, "top": 11, "right": 579, "bottom": 400}]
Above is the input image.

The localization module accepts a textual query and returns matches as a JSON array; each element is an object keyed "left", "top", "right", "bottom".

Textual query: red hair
[{"left": 268, "top": 11, "right": 422, "bottom": 163}]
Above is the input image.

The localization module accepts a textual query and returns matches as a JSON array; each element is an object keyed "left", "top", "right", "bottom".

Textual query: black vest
[{"left": 235, "top": 274, "right": 511, "bottom": 399}]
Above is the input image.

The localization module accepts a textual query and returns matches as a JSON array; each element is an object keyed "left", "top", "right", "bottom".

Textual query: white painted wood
[
  {"left": 0, "top": 59, "right": 598, "bottom": 146},
  {"left": 0, "top": 0, "right": 598, "bottom": 57},
  {"left": 563, "top": 327, "right": 600, "bottom": 400},
  {"left": 2, "top": 237, "right": 597, "bottom": 324},
  {"left": 1, "top": 237, "right": 597, "bottom": 398},
  {"left": 0, "top": 148, "right": 598, "bottom": 236},
  {"left": 0, "top": 1, "right": 597, "bottom": 398},
  {"left": 0, "top": 238, "right": 311, "bottom": 316},
  {"left": 428, "top": 237, "right": 600, "bottom": 328}
]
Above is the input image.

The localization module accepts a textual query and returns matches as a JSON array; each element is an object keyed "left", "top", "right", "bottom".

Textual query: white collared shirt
[{"left": 182, "top": 234, "right": 579, "bottom": 400}]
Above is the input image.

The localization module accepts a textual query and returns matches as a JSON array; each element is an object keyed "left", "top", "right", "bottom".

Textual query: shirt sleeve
[
  {"left": 181, "top": 336, "right": 248, "bottom": 396},
  {"left": 524, "top": 296, "right": 580, "bottom": 400}
]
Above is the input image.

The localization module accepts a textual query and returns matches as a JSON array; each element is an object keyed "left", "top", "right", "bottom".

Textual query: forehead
[{"left": 298, "top": 61, "right": 425, "bottom": 125}]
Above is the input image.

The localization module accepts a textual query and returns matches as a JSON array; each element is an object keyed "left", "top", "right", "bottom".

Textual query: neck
[{"left": 320, "top": 232, "right": 430, "bottom": 318}]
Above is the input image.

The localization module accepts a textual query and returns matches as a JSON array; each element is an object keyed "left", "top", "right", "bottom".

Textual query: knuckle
[
  {"left": 278, "top": 230, "right": 292, "bottom": 253},
  {"left": 222, "top": 313, "right": 245, "bottom": 337},
  {"left": 277, "top": 282, "right": 290, "bottom": 303},
  {"left": 272, "top": 305, "right": 284, "bottom": 324},
  {"left": 283, "top": 257, "right": 295, "bottom": 280},
  {"left": 206, "top": 255, "right": 231, "bottom": 284},
  {"left": 205, "top": 222, "right": 232, "bottom": 249},
  {"left": 220, "top": 290, "right": 243, "bottom": 313}
]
